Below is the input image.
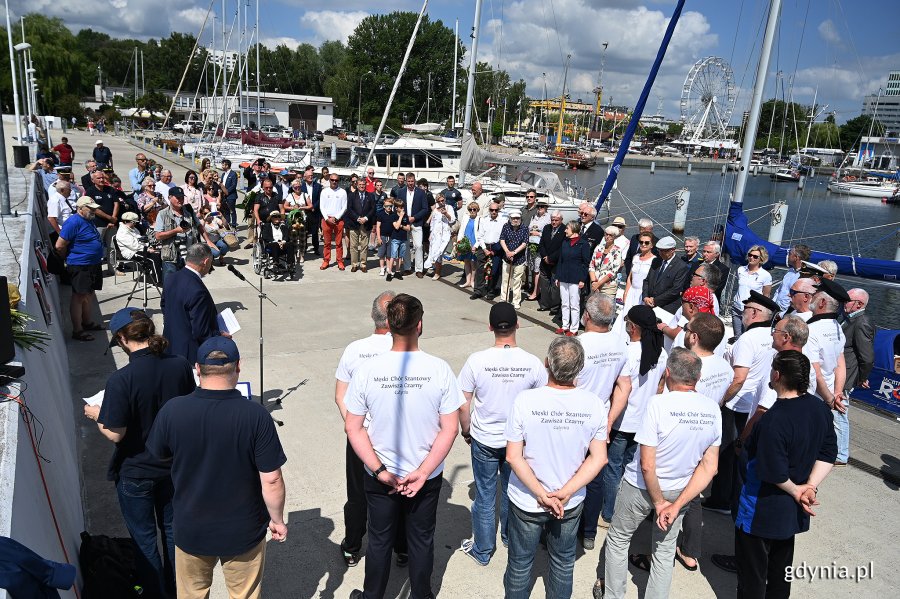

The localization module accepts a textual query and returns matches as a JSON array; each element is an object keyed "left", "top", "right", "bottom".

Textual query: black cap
[
  {"left": 489, "top": 302, "right": 518, "bottom": 331},
  {"left": 743, "top": 290, "right": 780, "bottom": 313},
  {"left": 168, "top": 186, "right": 185, "bottom": 200},
  {"left": 815, "top": 278, "right": 851, "bottom": 303}
]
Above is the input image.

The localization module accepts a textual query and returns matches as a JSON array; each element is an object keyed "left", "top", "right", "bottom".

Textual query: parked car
[
  {"left": 314, "top": 130, "right": 325, "bottom": 141},
  {"left": 174, "top": 120, "right": 203, "bottom": 134}
]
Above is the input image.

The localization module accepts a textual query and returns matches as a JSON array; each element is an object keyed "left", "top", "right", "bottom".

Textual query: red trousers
[{"left": 322, "top": 218, "right": 344, "bottom": 265}]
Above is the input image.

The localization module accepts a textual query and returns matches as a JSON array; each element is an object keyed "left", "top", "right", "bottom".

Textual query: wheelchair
[{"left": 252, "top": 223, "right": 298, "bottom": 280}]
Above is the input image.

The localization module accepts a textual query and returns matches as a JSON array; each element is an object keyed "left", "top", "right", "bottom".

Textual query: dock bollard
[
  {"left": 673, "top": 188, "right": 690, "bottom": 234},
  {"left": 650, "top": 161, "right": 655, "bottom": 174},
  {"left": 797, "top": 176, "right": 805, "bottom": 190},
  {"left": 687, "top": 163, "right": 692, "bottom": 176},
  {"left": 721, "top": 165, "right": 726, "bottom": 176},
  {"left": 768, "top": 202, "right": 788, "bottom": 245}
]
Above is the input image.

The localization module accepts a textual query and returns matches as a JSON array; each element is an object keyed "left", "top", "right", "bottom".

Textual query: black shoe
[
  {"left": 537, "top": 307, "right": 549, "bottom": 312},
  {"left": 386, "top": 273, "right": 393, "bottom": 282},
  {"left": 394, "top": 272, "right": 404, "bottom": 280},
  {"left": 548, "top": 309, "right": 559, "bottom": 316},
  {"left": 711, "top": 554, "right": 737, "bottom": 573},
  {"left": 396, "top": 553, "right": 408, "bottom": 567},
  {"left": 470, "top": 292, "right": 484, "bottom": 300},
  {"left": 349, "top": 590, "right": 363, "bottom": 599},
  {"left": 341, "top": 541, "right": 361, "bottom": 567},
  {"left": 485, "top": 293, "right": 497, "bottom": 300}
]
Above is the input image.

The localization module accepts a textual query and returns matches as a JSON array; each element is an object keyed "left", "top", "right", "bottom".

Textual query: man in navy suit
[
  {"left": 300, "top": 165, "right": 323, "bottom": 257},
  {"left": 642, "top": 236, "right": 691, "bottom": 314},
  {"left": 396, "top": 172, "right": 429, "bottom": 277},
  {"left": 162, "top": 244, "right": 224, "bottom": 365},
  {"left": 221, "top": 159, "right": 239, "bottom": 228}
]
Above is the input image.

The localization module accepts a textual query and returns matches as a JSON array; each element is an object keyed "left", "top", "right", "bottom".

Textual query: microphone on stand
[{"left": 227, "top": 264, "right": 246, "bottom": 281}]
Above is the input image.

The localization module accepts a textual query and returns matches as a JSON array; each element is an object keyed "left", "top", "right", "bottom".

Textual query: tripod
[{"left": 226, "top": 265, "right": 278, "bottom": 418}]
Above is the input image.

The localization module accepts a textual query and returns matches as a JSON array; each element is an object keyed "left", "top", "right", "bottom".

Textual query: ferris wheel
[{"left": 679, "top": 56, "right": 735, "bottom": 142}]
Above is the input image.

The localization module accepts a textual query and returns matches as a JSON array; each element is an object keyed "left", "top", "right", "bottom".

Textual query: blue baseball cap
[
  {"left": 197, "top": 336, "right": 240, "bottom": 365},
  {"left": 108, "top": 307, "right": 147, "bottom": 347}
]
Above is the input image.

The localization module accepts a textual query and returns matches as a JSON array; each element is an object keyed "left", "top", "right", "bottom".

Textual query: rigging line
[
  {"left": 547, "top": 0, "right": 567, "bottom": 69},
  {"left": 782, "top": 221, "right": 900, "bottom": 244}
]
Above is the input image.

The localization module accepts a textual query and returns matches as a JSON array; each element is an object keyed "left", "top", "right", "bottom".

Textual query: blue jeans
[
  {"left": 209, "top": 239, "right": 229, "bottom": 259},
  {"left": 504, "top": 502, "right": 583, "bottom": 599},
  {"left": 469, "top": 438, "right": 511, "bottom": 564},
  {"left": 600, "top": 430, "right": 637, "bottom": 523},
  {"left": 833, "top": 403, "right": 850, "bottom": 462},
  {"left": 390, "top": 238, "right": 408, "bottom": 262},
  {"left": 115, "top": 476, "right": 175, "bottom": 598}
]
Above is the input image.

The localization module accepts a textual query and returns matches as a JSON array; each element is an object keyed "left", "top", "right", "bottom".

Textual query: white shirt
[
  {"left": 404, "top": 187, "right": 418, "bottom": 223},
  {"left": 695, "top": 354, "right": 734, "bottom": 405},
  {"left": 335, "top": 333, "right": 393, "bottom": 383},
  {"left": 576, "top": 331, "right": 628, "bottom": 409},
  {"left": 270, "top": 225, "right": 284, "bottom": 243},
  {"left": 156, "top": 181, "right": 173, "bottom": 197},
  {"left": 115, "top": 223, "right": 143, "bottom": 259},
  {"left": 613, "top": 234, "right": 629, "bottom": 255},
  {"left": 458, "top": 346, "right": 548, "bottom": 448},
  {"left": 780, "top": 309, "right": 811, "bottom": 322},
  {"left": 804, "top": 317, "right": 847, "bottom": 399},
  {"left": 344, "top": 351, "right": 465, "bottom": 478},
  {"left": 47, "top": 187, "right": 79, "bottom": 224},
  {"left": 505, "top": 386, "right": 608, "bottom": 512},
  {"left": 616, "top": 343, "right": 667, "bottom": 433},
  {"left": 320, "top": 186, "right": 348, "bottom": 220},
  {"left": 732, "top": 266, "right": 773, "bottom": 310},
  {"left": 726, "top": 325, "right": 775, "bottom": 413},
  {"left": 475, "top": 215, "right": 507, "bottom": 249},
  {"left": 624, "top": 391, "right": 722, "bottom": 491}
]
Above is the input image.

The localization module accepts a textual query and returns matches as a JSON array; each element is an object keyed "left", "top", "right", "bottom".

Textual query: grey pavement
[{"left": 51, "top": 127, "right": 900, "bottom": 598}]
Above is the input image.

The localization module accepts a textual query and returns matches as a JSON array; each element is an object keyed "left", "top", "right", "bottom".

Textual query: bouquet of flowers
[
  {"left": 455, "top": 236, "right": 472, "bottom": 257},
  {"left": 241, "top": 190, "right": 258, "bottom": 222}
]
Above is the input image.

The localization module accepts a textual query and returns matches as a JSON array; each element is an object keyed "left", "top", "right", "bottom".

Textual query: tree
[
  {"left": 51, "top": 94, "right": 84, "bottom": 120},
  {"left": 839, "top": 115, "right": 885, "bottom": 151},
  {"left": 807, "top": 122, "right": 840, "bottom": 148},
  {"left": 345, "top": 12, "right": 462, "bottom": 127}
]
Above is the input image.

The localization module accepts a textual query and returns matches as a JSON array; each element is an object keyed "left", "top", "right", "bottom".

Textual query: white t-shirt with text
[
  {"left": 505, "top": 386, "right": 608, "bottom": 512},
  {"left": 624, "top": 391, "right": 722, "bottom": 491},
  {"left": 576, "top": 331, "right": 629, "bottom": 409},
  {"left": 804, "top": 317, "right": 847, "bottom": 399},
  {"left": 615, "top": 343, "right": 668, "bottom": 433},
  {"left": 726, "top": 326, "right": 775, "bottom": 413},
  {"left": 458, "top": 346, "right": 548, "bottom": 448},
  {"left": 695, "top": 354, "right": 734, "bottom": 406},
  {"left": 335, "top": 333, "right": 393, "bottom": 382},
  {"left": 345, "top": 351, "right": 465, "bottom": 478}
]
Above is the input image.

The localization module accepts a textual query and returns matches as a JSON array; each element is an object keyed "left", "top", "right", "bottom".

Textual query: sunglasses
[
  {"left": 692, "top": 273, "right": 706, "bottom": 280},
  {"left": 329, "top": 179, "right": 339, "bottom": 183},
  {"left": 468, "top": 208, "right": 478, "bottom": 212},
  {"left": 526, "top": 195, "right": 536, "bottom": 199},
  {"left": 579, "top": 212, "right": 591, "bottom": 217},
  {"left": 489, "top": 209, "right": 499, "bottom": 213},
  {"left": 683, "top": 326, "right": 694, "bottom": 335},
  {"left": 748, "top": 254, "right": 761, "bottom": 259},
  {"left": 772, "top": 328, "right": 789, "bottom": 336},
  {"left": 789, "top": 289, "right": 810, "bottom": 297},
  {"left": 639, "top": 241, "right": 652, "bottom": 246}
]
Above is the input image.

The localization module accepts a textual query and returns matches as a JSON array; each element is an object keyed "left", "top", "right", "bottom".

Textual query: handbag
[{"left": 222, "top": 226, "right": 240, "bottom": 250}]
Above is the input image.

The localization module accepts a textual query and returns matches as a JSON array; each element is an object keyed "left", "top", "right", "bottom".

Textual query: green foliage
[{"left": 839, "top": 115, "right": 885, "bottom": 151}]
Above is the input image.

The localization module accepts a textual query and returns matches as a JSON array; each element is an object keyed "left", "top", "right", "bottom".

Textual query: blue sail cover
[
  {"left": 850, "top": 329, "right": 900, "bottom": 417},
  {"left": 724, "top": 201, "right": 900, "bottom": 281},
  {"left": 594, "top": 0, "right": 686, "bottom": 211}
]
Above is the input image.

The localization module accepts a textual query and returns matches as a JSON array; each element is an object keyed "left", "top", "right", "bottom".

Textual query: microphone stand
[{"left": 226, "top": 266, "right": 280, "bottom": 423}]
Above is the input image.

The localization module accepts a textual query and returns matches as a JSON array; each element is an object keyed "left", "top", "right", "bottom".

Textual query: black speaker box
[{"left": 0, "top": 277, "right": 16, "bottom": 364}]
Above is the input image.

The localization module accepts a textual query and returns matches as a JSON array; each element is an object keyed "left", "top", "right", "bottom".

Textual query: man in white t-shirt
[
  {"left": 334, "top": 291, "right": 405, "bottom": 568},
  {"left": 345, "top": 294, "right": 464, "bottom": 599},
  {"left": 601, "top": 305, "right": 667, "bottom": 526},
  {"left": 611, "top": 216, "right": 630, "bottom": 256},
  {"left": 47, "top": 179, "right": 80, "bottom": 234},
  {"left": 458, "top": 302, "right": 547, "bottom": 566},
  {"left": 779, "top": 277, "right": 816, "bottom": 321},
  {"left": 576, "top": 293, "right": 630, "bottom": 548},
  {"left": 599, "top": 348, "right": 720, "bottom": 599},
  {"left": 703, "top": 290, "right": 778, "bottom": 515},
  {"left": 503, "top": 336, "right": 608, "bottom": 599}
]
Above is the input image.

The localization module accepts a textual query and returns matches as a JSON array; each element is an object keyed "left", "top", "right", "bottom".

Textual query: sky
[{"left": 7, "top": 0, "right": 899, "bottom": 126}]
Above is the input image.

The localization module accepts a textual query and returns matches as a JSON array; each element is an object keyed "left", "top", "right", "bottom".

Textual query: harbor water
[{"left": 555, "top": 163, "right": 900, "bottom": 329}]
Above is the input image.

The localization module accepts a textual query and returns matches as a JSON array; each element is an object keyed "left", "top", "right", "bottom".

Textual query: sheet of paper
[
  {"left": 83, "top": 389, "right": 104, "bottom": 407},
  {"left": 217, "top": 308, "right": 241, "bottom": 335},
  {"left": 652, "top": 306, "right": 675, "bottom": 324}
]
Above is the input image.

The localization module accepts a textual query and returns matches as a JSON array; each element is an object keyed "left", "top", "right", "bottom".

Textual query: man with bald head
[
  {"left": 780, "top": 277, "right": 817, "bottom": 321},
  {"left": 839, "top": 288, "right": 874, "bottom": 465}
]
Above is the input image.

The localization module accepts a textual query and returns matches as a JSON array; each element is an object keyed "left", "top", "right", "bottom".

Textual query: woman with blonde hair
[
  {"left": 455, "top": 201, "right": 479, "bottom": 289},
  {"left": 588, "top": 225, "right": 624, "bottom": 298},
  {"left": 731, "top": 244, "right": 772, "bottom": 335}
]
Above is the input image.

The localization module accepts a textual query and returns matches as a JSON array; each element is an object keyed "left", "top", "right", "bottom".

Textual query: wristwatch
[{"left": 372, "top": 464, "right": 387, "bottom": 479}]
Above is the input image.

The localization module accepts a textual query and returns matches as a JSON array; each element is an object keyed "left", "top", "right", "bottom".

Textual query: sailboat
[{"left": 593, "top": 0, "right": 900, "bottom": 283}]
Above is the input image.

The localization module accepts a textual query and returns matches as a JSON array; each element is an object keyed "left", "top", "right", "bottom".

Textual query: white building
[
  {"left": 208, "top": 50, "right": 238, "bottom": 72},
  {"left": 198, "top": 92, "right": 334, "bottom": 132},
  {"left": 862, "top": 70, "right": 900, "bottom": 136},
  {"left": 851, "top": 136, "right": 899, "bottom": 171}
]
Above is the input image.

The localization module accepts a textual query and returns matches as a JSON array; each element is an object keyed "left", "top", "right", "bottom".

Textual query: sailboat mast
[
  {"left": 255, "top": 0, "right": 260, "bottom": 132},
  {"left": 733, "top": 0, "right": 782, "bottom": 206},
  {"left": 222, "top": 0, "right": 227, "bottom": 130},
  {"left": 451, "top": 19, "right": 458, "bottom": 131},
  {"left": 459, "top": 0, "right": 483, "bottom": 183},
  {"left": 555, "top": 54, "right": 571, "bottom": 150}
]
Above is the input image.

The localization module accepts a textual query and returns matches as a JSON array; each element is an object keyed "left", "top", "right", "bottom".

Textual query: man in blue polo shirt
[
  {"left": 55, "top": 197, "right": 105, "bottom": 341},
  {"left": 734, "top": 350, "right": 836, "bottom": 598},
  {"left": 146, "top": 337, "right": 287, "bottom": 599},
  {"left": 84, "top": 307, "right": 195, "bottom": 598}
]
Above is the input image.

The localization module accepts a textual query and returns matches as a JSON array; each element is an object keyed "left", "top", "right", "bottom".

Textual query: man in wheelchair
[{"left": 260, "top": 212, "right": 296, "bottom": 278}]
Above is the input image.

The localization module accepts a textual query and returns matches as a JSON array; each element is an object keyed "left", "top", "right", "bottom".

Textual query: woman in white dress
[
  {"left": 731, "top": 244, "right": 772, "bottom": 335},
  {"left": 424, "top": 192, "right": 456, "bottom": 279},
  {"left": 622, "top": 231, "right": 656, "bottom": 312}
]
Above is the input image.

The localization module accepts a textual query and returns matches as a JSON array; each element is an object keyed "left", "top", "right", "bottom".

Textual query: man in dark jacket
[
  {"left": 221, "top": 159, "right": 239, "bottom": 227},
  {"left": 578, "top": 202, "right": 604, "bottom": 250},
  {"left": 161, "top": 244, "right": 223, "bottom": 364},
  {"left": 840, "top": 288, "right": 875, "bottom": 464},
  {"left": 642, "top": 236, "right": 691, "bottom": 314},
  {"left": 537, "top": 212, "right": 565, "bottom": 313},
  {"left": 345, "top": 178, "right": 375, "bottom": 272},
  {"left": 300, "top": 165, "right": 323, "bottom": 256},
  {"left": 702, "top": 241, "right": 730, "bottom": 305}
]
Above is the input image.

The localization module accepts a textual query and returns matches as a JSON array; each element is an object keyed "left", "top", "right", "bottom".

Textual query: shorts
[
  {"left": 390, "top": 238, "right": 406, "bottom": 260},
  {"left": 67, "top": 263, "right": 103, "bottom": 294},
  {"left": 377, "top": 236, "right": 391, "bottom": 259}
]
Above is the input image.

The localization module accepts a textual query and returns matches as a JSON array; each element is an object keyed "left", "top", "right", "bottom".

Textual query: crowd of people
[{"left": 50, "top": 138, "right": 876, "bottom": 599}]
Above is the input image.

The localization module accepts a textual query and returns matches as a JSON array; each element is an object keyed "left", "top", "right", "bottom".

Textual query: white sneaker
[
  {"left": 459, "top": 539, "right": 488, "bottom": 566},
  {"left": 379, "top": 267, "right": 386, "bottom": 276}
]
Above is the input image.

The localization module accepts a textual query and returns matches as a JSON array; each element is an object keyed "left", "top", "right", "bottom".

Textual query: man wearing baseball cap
[
  {"left": 55, "top": 197, "right": 105, "bottom": 341},
  {"left": 154, "top": 186, "right": 203, "bottom": 283},
  {"left": 92, "top": 139, "right": 113, "bottom": 170},
  {"left": 499, "top": 209, "right": 529, "bottom": 309},
  {"left": 458, "top": 302, "right": 547, "bottom": 566},
  {"left": 146, "top": 336, "right": 287, "bottom": 599},
  {"left": 611, "top": 216, "right": 629, "bottom": 255},
  {"left": 84, "top": 307, "right": 194, "bottom": 598}
]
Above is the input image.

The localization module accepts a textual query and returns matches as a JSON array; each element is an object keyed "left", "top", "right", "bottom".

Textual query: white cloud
[
  {"left": 302, "top": 10, "right": 369, "bottom": 45},
  {"left": 261, "top": 36, "right": 306, "bottom": 50},
  {"left": 817, "top": 19, "right": 843, "bottom": 45}
]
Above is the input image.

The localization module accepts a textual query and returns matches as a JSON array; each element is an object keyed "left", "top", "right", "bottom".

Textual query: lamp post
[
  {"left": 4, "top": 1, "right": 22, "bottom": 143},
  {"left": 358, "top": 70, "right": 372, "bottom": 134},
  {"left": 14, "top": 43, "right": 31, "bottom": 120}
]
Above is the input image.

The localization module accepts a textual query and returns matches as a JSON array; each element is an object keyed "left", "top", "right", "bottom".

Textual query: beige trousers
[
  {"left": 501, "top": 262, "right": 526, "bottom": 308},
  {"left": 175, "top": 538, "right": 266, "bottom": 599}
]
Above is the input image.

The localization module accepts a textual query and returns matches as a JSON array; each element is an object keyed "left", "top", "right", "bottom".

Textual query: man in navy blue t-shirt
[
  {"left": 734, "top": 350, "right": 837, "bottom": 598},
  {"left": 146, "top": 336, "right": 287, "bottom": 598},
  {"left": 55, "top": 197, "right": 105, "bottom": 341}
]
